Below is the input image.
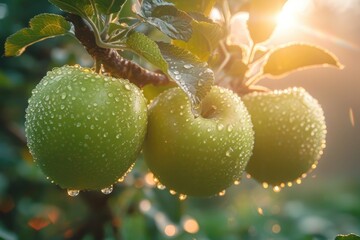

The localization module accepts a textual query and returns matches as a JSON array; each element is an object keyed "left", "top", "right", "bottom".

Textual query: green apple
[
  {"left": 143, "top": 86, "right": 254, "bottom": 197},
  {"left": 25, "top": 65, "right": 147, "bottom": 192},
  {"left": 243, "top": 87, "right": 326, "bottom": 186}
]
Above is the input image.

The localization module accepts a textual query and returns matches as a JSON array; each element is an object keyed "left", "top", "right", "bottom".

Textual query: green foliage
[
  {"left": 5, "top": 14, "right": 72, "bottom": 56},
  {"left": 157, "top": 42, "right": 214, "bottom": 106},
  {"left": 262, "top": 43, "right": 344, "bottom": 78},
  {"left": 336, "top": 234, "right": 360, "bottom": 240},
  {"left": 126, "top": 32, "right": 168, "bottom": 73},
  {"left": 167, "top": 0, "right": 216, "bottom": 16},
  {"left": 137, "top": 0, "right": 193, "bottom": 41},
  {"left": 49, "top": 0, "right": 94, "bottom": 17},
  {"left": 174, "top": 17, "right": 225, "bottom": 61},
  {"left": 95, "top": 0, "right": 126, "bottom": 14}
]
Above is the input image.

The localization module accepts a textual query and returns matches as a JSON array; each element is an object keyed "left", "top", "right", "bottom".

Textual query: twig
[{"left": 67, "top": 14, "right": 170, "bottom": 88}]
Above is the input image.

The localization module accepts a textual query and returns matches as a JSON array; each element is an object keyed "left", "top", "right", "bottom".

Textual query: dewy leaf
[
  {"left": 262, "top": 43, "right": 344, "bottom": 78},
  {"left": 167, "top": 0, "right": 216, "bottom": 16},
  {"left": 49, "top": 0, "right": 94, "bottom": 17},
  {"left": 126, "top": 32, "right": 168, "bottom": 73},
  {"left": 157, "top": 42, "right": 214, "bottom": 106},
  {"left": 95, "top": 0, "right": 126, "bottom": 14},
  {"left": 335, "top": 234, "right": 360, "bottom": 240},
  {"left": 138, "top": 0, "right": 192, "bottom": 41},
  {"left": 173, "top": 19, "right": 225, "bottom": 61},
  {"left": 247, "top": 0, "right": 287, "bottom": 44},
  {"left": 5, "top": 14, "right": 73, "bottom": 57}
]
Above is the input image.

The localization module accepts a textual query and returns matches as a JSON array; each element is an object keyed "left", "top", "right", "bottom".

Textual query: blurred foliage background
[{"left": 0, "top": 0, "right": 359, "bottom": 239}]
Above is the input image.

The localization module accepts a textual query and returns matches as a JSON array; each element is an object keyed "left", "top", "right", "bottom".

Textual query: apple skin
[
  {"left": 243, "top": 87, "right": 327, "bottom": 186},
  {"left": 25, "top": 65, "right": 147, "bottom": 190},
  {"left": 143, "top": 86, "right": 254, "bottom": 196}
]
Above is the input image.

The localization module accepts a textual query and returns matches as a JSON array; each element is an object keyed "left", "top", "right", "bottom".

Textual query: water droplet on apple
[
  {"left": 217, "top": 124, "right": 224, "bottom": 131},
  {"left": 101, "top": 185, "right": 113, "bottom": 194},
  {"left": 157, "top": 183, "right": 166, "bottom": 190},
  {"left": 183, "top": 64, "right": 193, "bottom": 69},
  {"left": 218, "top": 190, "right": 226, "bottom": 196},
  {"left": 67, "top": 189, "right": 80, "bottom": 197},
  {"left": 124, "top": 84, "right": 131, "bottom": 90},
  {"left": 179, "top": 194, "right": 187, "bottom": 201}
]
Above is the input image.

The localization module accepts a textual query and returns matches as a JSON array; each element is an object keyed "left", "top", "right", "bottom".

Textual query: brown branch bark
[{"left": 67, "top": 14, "right": 170, "bottom": 88}]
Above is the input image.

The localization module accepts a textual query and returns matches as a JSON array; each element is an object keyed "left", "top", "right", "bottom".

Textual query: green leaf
[
  {"left": 126, "top": 33, "right": 213, "bottom": 105},
  {"left": 247, "top": 0, "right": 287, "bottom": 44},
  {"left": 126, "top": 32, "right": 168, "bottom": 73},
  {"left": 49, "top": 0, "right": 94, "bottom": 17},
  {"left": 262, "top": 43, "right": 344, "bottom": 78},
  {"left": 174, "top": 19, "right": 225, "bottom": 61},
  {"left": 95, "top": 0, "right": 126, "bottom": 14},
  {"left": 168, "top": 0, "right": 216, "bottom": 16},
  {"left": 4, "top": 14, "right": 73, "bottom": 57},
  {"left": 138, "top": 0, "right": 193, "bottom": 41},
  {"left": 157, "top": 42, "right": 214, "bottom": 106},
  {"left": 335, "top": 234, "right": 360, "bottom": 240}
]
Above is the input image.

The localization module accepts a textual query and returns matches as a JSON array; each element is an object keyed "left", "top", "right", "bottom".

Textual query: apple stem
[
  {"left": 67, "top": 14, "right": 170, "bottom": 88},
  {"left": 201, "top": 104, "right": 218, "bottom": 119}
]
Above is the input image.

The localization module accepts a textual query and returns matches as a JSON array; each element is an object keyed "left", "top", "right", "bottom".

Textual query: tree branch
[{"left": 67, "top": 14, "right": 170, "bottom": 88}]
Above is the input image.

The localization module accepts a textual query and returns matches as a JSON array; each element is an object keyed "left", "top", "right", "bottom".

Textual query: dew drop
[
  {"left": 169, "top": 190, "right": 177, "bottom": 195},
  {"left": 227, "top": 125, "right": 233, "bottom": 132},
  {"left": 118, "top": 176, "right": 125, "bottom": 182},
  {"left": 273, "top": 186, "right": 281, "bottom": 193},
  {"left": 183, "top": 64, "right": 193, "bottom": 69},
  {"left": 175, "top": 75, "right": 181, "bottom": 80},
  {"left": 60, "top": 105, "right": 65, "bottom": 110},
  {"left": 101, "top": 185, "right": 113, "bottom": 194},
  {"left": 234, "top": 180, "right": 241, "bottom": 185},
  {"left": 179, "top": 194, "right": 187, "bottom": 201},
  {"left": 225, "top": 147, "right": 233, "bottom": 157},
  {"left": 81, "top": 87, "right": 86, "bottom": 92},
  {"left": 157, "top": 183, "right": 166, "bottom": 190},
  {"left": 67, "top": 189, "right": 80, "bottom": 197},
  {"left": 218, "top": 190, "right": 226, "bottom": 196},
  {"left": 217, "top": 124, "right": 224, "bottom": 131},
  {"left": 124, "top": 84, "right": 131, "bottom": 90}
]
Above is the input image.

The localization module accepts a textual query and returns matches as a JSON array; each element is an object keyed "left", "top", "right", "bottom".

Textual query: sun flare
[{"left": 276, "top": 0, "right": 310, "bottom": 31}]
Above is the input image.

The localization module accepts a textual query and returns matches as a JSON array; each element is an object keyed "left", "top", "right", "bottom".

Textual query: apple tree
[{"left": 3, "top": 0, "right": 352, "bottom": 239}]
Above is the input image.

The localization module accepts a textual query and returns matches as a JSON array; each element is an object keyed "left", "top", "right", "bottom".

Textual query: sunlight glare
[{"left": 276, "top": 0, "right": 310, "bottom": 31}]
